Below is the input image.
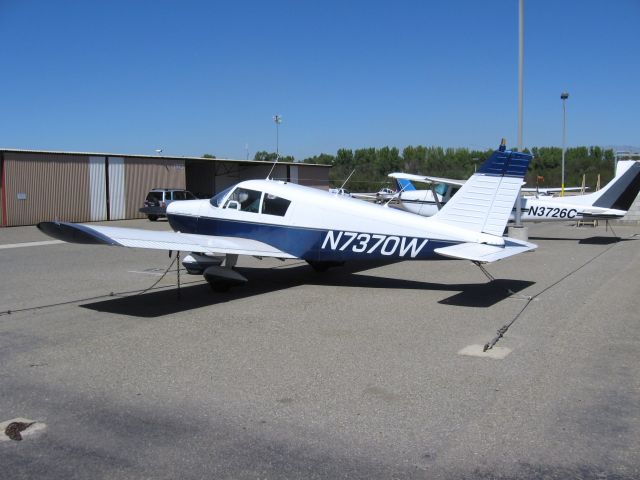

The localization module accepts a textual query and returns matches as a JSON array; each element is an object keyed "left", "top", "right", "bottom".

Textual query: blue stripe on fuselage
[{"left": 167, "top": 213, "right": 455, "bottom": 261}]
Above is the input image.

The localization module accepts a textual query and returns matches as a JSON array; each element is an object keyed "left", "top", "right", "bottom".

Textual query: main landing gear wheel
[{"left": 203, "top": 256, "right": 247, "bottom": 293}]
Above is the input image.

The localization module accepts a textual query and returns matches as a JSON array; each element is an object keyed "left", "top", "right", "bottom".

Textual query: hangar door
[
  {"left": 89, "top": 156, "right": 107, "bottom": 221},
  {"left": 90, "top": 156, "right": 126, "bottom": 221},
  {"left": 108, "top": 157, "right": 126, "bottom": 220}
]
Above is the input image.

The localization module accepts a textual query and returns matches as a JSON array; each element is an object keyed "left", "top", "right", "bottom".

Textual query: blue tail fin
[
  {"left": 476, "top": 142, "right": 531, "bottom": 178},
  {"left": 395, "top": 178, "right": 416, "bottom": 192},
  {"left": 433, "top": 141, "right": 532, "bottom": 236}
]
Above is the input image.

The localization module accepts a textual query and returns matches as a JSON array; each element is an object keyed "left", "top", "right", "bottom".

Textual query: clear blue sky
[{"left": 1, "top": 0, "right": 638, "bottom": 159}]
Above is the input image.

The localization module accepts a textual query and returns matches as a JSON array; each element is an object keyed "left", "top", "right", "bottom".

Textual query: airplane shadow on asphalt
[
  {"left": 81, "top": 260, "right": 535, "bottom": 317},
  {"left": 529, "top": 235, "right": 636, "bottom": 245},
  {"left": 578, "top": 235, "right": 635, "bottom": 245}
]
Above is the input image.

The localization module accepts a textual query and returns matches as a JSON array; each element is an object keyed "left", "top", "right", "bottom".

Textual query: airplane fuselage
[
  {"left": 397, "top": 159, "right": 640, "bottom": 222},
  {"left": 516, "top": 197, "right": 626, "bottom": 221},
  {"left": 167, "top": 179, "right": 502, "bottom": 263},
  {"left": 399, "top": 191, "right": 628, "bottom": 222}
]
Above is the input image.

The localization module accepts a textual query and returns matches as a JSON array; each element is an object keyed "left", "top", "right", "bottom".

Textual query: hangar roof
[{"left": 0, "top": 148, "right": 331, "bottom": 168}]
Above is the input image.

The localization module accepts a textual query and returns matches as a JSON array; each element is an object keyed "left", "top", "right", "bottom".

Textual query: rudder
[
  {"left": 593, "top": 161, "right": 640, "bottom": 211},
  {"left": 433, "top": 142, "right": 532, "bottom": 236}
]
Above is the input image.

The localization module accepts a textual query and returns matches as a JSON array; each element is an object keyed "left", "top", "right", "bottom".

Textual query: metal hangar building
[{"left": 0, "top": 149, "right": 331, "bottom": 227}]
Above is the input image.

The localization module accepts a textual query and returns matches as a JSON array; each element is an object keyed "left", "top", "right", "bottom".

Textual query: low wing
[
  {"left": 37, "top": 222, "right": 296, "bottom": 258},
  {"left": 388, "top": 172, "right": 465, "bottom": 187},
  {"left": 434, "top": 237, "right": 536, "bottom": 263}
]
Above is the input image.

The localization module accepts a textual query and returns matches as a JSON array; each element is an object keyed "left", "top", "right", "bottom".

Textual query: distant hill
[{"left": 602, "top": 145, "right": 640, "bottom": 154}]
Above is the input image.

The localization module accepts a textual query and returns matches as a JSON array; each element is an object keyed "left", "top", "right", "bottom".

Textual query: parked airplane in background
[
  {"left": 39, "top": 141, "right": 536, "bottom": 291},
  {"left": 389, "top": 160, "right": 640, "bottom": 222},
  {"left": 351, "top": 187, "right": 396, "bottom": 203},
  {"left": 523, "top": 186, "right": 587, "bottom": 196}
]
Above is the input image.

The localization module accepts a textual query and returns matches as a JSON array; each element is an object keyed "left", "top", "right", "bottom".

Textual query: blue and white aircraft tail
[
  {"left": 426, "top": 141, "right": 535, "bottom": 262},
  {"left": 394, "top": 177, "right": 417, "bottom": 193},
  {"left": 38, "top": 140, "right": 536, "bottom": 290},
  {"left": 390, "top": 159, "right": 640, "bottom": 223},
  {"left": 433, "top": 143, "right": 530, "bottom": 236},
  {"left": 525, "top": 160, "right": 640, "bottom": 220}
]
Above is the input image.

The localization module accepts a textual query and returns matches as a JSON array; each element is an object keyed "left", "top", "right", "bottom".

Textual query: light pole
[
  {"left": 561, "top": 92, "right": 569, "bottom": 196},
  {"left": 518, "top": 0, "right": 524, "bottom": 151},
  {"left": 273, "top": 114, "right": 282, "bottom": 158},
  {"left": 514, "top": 0, "right": 525, "bottom": 228}
]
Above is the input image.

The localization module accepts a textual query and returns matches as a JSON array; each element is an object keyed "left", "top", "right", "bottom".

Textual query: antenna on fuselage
[
  {"left": 266, "top": 155, "right": 279, "bottom": 180},
  {"left": 338, "top": 169, "right": 356, "bottom": 191}
]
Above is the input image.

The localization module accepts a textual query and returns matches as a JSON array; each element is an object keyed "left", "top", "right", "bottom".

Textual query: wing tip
[{"left": 37, "top": 222, "right": 120, "bottom": 246}]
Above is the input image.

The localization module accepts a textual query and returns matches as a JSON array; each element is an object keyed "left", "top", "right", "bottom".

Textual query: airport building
[{"left": 0, "top": 149, "right": 331, "bottom": 227}]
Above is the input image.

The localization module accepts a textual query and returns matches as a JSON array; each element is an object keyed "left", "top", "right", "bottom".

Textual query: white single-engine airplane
[
  {"left": 39, "top": 141, "right": 536, "bottom": 291},
  {"left": 390, "top": 159, "right": 640, "bottom": 222}
]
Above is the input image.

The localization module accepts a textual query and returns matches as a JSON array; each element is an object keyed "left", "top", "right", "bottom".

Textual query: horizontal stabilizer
[
  {"left": 434, "top": 237, "right": 537, "bottom": 263},
  {"left": 37, "top": 222, "right": 296, "bottom": 258}
]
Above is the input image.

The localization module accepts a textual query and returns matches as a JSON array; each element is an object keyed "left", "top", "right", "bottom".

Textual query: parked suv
[{"left": 140, "top": 188, "right": 197, "bottom": 221}]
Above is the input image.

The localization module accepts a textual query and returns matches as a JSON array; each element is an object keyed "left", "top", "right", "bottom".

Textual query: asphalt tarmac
[{"left": 1, "top": 219, "right": 639, "bottom": 479}]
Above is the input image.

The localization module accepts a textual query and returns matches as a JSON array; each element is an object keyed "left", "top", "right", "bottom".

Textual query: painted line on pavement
[
  {"left": 127, "top": 270, "right": 165, "bottom": 276},
  {"left": 458, "top": 344, "right": 512, "bottom": 359},
  {"left": 0, "top": 240, "right": 64, "bottom": 250}
]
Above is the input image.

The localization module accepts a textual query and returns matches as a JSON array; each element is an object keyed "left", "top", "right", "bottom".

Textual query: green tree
[
  {"left": 303, "top": 153, "right": 335, "bottom": 165},
  {"left": 254, "top": 151, "right": 295, "bottom": 163},
  {"left": 304, "top": 144, "right": 616, "bottom": 192}
]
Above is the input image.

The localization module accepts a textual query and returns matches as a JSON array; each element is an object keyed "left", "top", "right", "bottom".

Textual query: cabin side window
[
  {"left": 262, "top": 193, "right": 291, "bottom": 217},
  {"left": 225, "top": 188, "right": 262, "bottom": 213}
]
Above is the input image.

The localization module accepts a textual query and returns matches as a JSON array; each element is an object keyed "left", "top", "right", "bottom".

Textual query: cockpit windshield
[
  {"left": 210, "top": 184, "right": 292, "bottom": 217},
  {"left": 209, "top": 185, "right": 236, "bottom": 208}
]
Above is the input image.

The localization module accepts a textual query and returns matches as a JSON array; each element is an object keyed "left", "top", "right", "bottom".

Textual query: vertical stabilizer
[
  {"left": 433, "top": 142, "right": 532, "bottom": 236},
  {"left": 592, "top": 161, "right": 640, "bottom": 211},
  {"left": 395, "top": 177, "right": 416, "bottom": 192}
]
